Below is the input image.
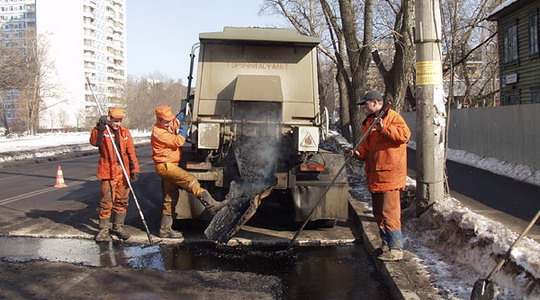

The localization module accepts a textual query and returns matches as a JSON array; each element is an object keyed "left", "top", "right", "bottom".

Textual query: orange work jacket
[
  {"left": 151, "top": 119, "right": 186, "bottom": 164},
  {"left": 89, "top": 126, "right": 140, "bottom": 180},
  {"left": 356, "top": 109, "right": 411, "bottom": 193}
]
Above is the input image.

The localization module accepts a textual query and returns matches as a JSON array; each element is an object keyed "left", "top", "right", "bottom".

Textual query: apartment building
[
  {"left": 0, "top": 0, "right": 126, "bottom": 131},
  {"left": 0, "top": 0, "right": 35, "bottom": 129}
]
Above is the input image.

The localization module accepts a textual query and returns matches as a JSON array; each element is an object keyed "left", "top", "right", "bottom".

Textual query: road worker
[
  {"left": 151, "top": 105, "right": 227, "bottom": 238},
  {"left": 350, "top": 90, "right": 411, "bottom": 261},
  {"left": 90, "top": 107, "right": 140, "bottom": 242}
]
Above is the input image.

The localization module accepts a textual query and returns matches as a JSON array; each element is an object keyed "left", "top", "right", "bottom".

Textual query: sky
[{"left": 126, "top": 0, "right": 288, "bottom": 82}]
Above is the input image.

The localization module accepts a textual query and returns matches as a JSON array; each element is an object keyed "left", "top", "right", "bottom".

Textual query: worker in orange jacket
[
  {"left": 151, "top": 105, "right": 227, "bottom": 238},
  {"left": 90, "top": 107, "right": 140, "bottom": 242},
  {"left": 351, "top": 90, "right": 411, "bottom": 261}
]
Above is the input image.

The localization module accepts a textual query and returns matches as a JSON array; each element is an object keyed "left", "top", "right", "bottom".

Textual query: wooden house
[{"left": 488, "top": 0, "right": 540, "bottom": 105}]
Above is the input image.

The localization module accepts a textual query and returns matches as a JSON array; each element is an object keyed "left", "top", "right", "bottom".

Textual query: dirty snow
[
  {"left": 327, "top": 131, "right": 540, "bottom": 300},
  {"left": 1, "top": 130, "right": 539, "bottom": 299}
]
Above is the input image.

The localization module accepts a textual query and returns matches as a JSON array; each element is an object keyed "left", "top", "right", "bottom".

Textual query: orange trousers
[
  {"left": 98, "top": 164, "right": 129, "bottom": 219},
  {"left": 154, "top": 162, "right": 204, "bottom": 215},
  {"left": 372, "top": 190, "right": 401, "bottom": 231},
  {"left": 372, "top": 190, "right": 403, "bottom": 249}
]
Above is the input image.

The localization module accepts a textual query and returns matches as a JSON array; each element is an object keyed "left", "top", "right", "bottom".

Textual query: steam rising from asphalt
[
  {"left": 204, "top": 102, "right": 282, "bottom": 242},
  {"left": 235, "top": 135, "right": 279, "bottom": 184},
  {"left": 233, "top": 102, "right": 281, "bottom": 186}
]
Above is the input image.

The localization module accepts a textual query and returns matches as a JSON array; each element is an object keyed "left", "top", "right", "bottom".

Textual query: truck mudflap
[
  {"left": 291, "top": 151, "right": 349, "bottom": 223},
  {"left": 205, "top": 181, "right": 276, "bottom": 243},
  {"left": 291, "top": 181, "right": 349, "bottom": 222}
]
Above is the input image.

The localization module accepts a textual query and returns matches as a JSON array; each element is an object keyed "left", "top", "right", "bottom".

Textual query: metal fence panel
[{"left": 402, "top": 104, "right": 540, "bottom": 169}]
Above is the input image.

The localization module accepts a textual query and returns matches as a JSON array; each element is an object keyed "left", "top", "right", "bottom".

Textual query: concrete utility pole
[{"left": 414, "top": 0, "right": 446, "bottom": 214}]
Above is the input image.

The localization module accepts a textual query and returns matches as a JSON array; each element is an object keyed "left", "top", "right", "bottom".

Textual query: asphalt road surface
[{"left": 0, "top": 146, "right": 356, "bottom": 245}]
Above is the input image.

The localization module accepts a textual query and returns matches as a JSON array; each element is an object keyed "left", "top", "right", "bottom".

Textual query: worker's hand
[
  {"left": 177, "top": 123, "right": 189, "bottom": 138},
  {"left": 348, "top": 149, "right": 360, "bottom": 158},
  {"left": 130, "top": 172, "right": 140, "bottom": 183},
  {"left": 176, "top": 110, "right": 185, "bottom": 122},
  {"left": 176, "top": 110, "right": 191, "bottom": 124},
  {"left": 96, "top": 115, "right": 108, "bottom": 131},
  {"left": 374, "top": 119, "right": 384, "bottom": 132}
]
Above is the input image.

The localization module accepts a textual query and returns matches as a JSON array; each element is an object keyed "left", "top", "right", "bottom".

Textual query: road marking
[{"left": 0, "top": 176, "right": 97, "bottom": 206}]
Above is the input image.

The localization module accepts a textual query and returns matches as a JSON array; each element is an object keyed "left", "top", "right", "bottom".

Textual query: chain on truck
[{"left": 173, "top": 27, "right": 349, "bottom": 229}]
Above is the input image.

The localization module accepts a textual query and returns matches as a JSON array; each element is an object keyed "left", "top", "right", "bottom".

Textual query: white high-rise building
[
  {"left": 1, "top": 0, "right": 126, "bottom": 130},
  {"left": 37, "top": 0, "right": 127, "bottom": 130}
]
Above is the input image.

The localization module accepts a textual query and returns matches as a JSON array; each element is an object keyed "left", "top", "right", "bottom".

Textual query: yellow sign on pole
[{"left": 416, "top": 61, "right": 442, "bottom": 85}]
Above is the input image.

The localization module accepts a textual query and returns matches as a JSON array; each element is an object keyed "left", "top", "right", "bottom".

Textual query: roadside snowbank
[
  {"left": 326, "top": 131, "right": 540, "bottom": 300},
  {"left": 0, "top": 131, "right": 150, "bottom": 165}
]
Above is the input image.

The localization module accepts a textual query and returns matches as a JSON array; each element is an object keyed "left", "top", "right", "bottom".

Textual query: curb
[{"left": 349, "top": 199, "right": 441, "bottom": 300}]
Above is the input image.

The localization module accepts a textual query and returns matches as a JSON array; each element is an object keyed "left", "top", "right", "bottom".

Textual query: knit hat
[
  {"left": 108, "top": 107, "right": 125, "bottom": 119},
  {"left": 155, "top": 105, "right": 175, "bottom": 121},
  {"left": 357, "top": 90, "right": 384, "bottom": 105}
]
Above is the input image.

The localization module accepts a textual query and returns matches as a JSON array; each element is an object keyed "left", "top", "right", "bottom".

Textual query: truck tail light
[{"left": 300, "top": 164, "right": 325, "bottom": 172}]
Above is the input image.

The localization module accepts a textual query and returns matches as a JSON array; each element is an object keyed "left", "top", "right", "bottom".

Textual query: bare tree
[
  {"left": 371, "top": 0, "right": 415, "bottom": 112},
  {"left": 14, "top": 30, "right": 61, "bottom": 135},
  {"left": 0, "top": 36, "right": 29, "bottom": 135},
  {"left": 125, "top": 73, "right": 186, "bottom": 130},
  {"left": 441, "top": 0, "right": 500, "bottom": 108}
]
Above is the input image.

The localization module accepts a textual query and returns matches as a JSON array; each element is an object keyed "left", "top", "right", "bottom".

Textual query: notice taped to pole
[{"left": 416, "top": 61, "right": 442, "bottom": 85}]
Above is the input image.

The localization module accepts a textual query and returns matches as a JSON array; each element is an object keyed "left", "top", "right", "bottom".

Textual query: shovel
[{"left": 470, "top": 208, "right": 540, "bottom": 300}]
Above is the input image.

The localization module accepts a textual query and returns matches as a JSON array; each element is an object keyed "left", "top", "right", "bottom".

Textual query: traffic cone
[{"left": 54, "top": 165, "right": 67, "bottom": 188}]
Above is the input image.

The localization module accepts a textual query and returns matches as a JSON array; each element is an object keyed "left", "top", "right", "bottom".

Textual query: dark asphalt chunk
[{"left": 205, "top": 135, "right": 279, "bottom": 243}]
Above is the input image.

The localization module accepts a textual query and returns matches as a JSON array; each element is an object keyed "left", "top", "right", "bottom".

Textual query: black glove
[
  {"left": 130, "top": 172, "right": 140, "bottom": 183},
  {"left": 96, "top": 115, "right": 108, "bottom": 131}
]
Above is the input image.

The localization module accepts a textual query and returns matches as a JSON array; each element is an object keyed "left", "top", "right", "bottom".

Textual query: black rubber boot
[
  {"left": 197, "top": 190, "right": 228, "bottom": 215},
  {"left": 159, "top": 215, "right": 183, "bottom": 238},
  {"left": 95, "top": 218, "right": 111, "bottom": 243},
  {"left": 112, "top": 213, "right": 131, "bottom": 240}
]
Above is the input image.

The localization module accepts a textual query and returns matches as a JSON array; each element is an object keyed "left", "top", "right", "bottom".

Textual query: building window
[
  {"left": 532, "top": 87, "right": 540, "bottom": 103},
  {"left": 503, "top": 20, "right": 518, "bottom": 64},
  {"left": 529, "top": 12, "right": 539, "bottom": 57},
  {"left": 502, "top": 90, "right": 520, "bottom": 105}
]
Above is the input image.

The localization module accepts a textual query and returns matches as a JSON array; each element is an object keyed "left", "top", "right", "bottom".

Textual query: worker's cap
[
  {"left": 155, "top": 105, "right": 175, "bottom": 121},
  {"left": 108, "top": 107, "right": 125, "bottom": 119},
  {"left": 357, "top": 90, "right": 384, "bottom": 105}
]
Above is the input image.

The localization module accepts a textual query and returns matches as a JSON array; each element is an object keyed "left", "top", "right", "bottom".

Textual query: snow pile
[
  {"left": 432, "top": 198, "right": 540, "bottom": 278},
  {"left": 325, "top": 131, "right": 540, "bottom": 299},
  {"left": 408, "top": 197, "right": 540, "bottom": 299}
]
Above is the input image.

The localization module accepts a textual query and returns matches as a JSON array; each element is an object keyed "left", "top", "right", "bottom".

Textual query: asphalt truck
[{"left": 174, "top": 27, "right": 348, "bottom": 236}]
